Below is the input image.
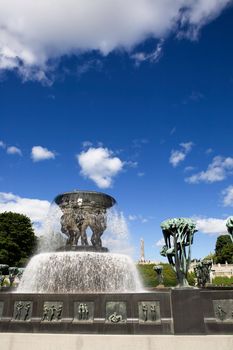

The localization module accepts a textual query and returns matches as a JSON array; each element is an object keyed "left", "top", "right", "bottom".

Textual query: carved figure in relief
[
  {"left": 15, "top": 302, "right": 24, "bottom": 320},
  {"left": 24, "top": 302, "right": 31, "bottom": 321},
  {"left": 109, "top": 311, "right": 122, "bottom": 323},
  {"left": 216, "top": 304, "right": 227, "bottom": 321},
  {"left": 142, "top": 303, "right": 148, "bottom": 322},
  {"left": 42, "top": 305, "right": 49, "bottom": 321},
  {"left": 56, "top": 305, "right": 63, "bottom": 320},
  {"left": 150, "top": 304, "right": 157, "bottom": 321}
]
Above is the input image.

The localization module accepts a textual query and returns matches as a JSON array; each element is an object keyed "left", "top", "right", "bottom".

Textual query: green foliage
[
  {"left": 137, "top": 263, "right": 176, "bottom": 287},
  {"left": 0, "top": 212, "right": 37, "bottom": 267},
  {"left": 212, "top": 276, "right": 233, "bottom": 286},
  {"left": 203, "top": 252, "right": 216, "bottom": 263},
  {"left": 215, "top": 235, "right": 233, "bottom": 264},
  {"left": 137, "top": 263, "right": 196, "bottom": 288},
  {"left": 187, "top": 271, "right": 196, "bottom": 286}
]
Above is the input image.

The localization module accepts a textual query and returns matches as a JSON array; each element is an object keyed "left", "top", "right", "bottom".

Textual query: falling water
[
  {"left": 17, "top": 251, "right": 143, "bottom": 293},
  {"left": 18, "top": 203, "right": 143, "bottom": 293}
]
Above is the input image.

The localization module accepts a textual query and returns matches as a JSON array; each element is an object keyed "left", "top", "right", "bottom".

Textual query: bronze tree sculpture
[{"left": 160, "top": 218, "right": 197, "bottom": 287}]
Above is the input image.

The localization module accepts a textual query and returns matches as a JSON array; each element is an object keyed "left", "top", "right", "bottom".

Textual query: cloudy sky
[{"left": 1, "top": 0, "right": 233, "bottom": 260}]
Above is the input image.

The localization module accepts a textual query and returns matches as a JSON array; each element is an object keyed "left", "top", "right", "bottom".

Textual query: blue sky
[{"left": 1, "top": 1, "right": 233, "bottom": 261}]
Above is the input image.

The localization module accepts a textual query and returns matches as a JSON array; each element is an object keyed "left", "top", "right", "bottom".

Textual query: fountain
[
  {"left": 18, "top": 190, "right": 142, "bottom": 293},
  {"left": 0, "top": 190, "right": 233, "bottom": 338}
]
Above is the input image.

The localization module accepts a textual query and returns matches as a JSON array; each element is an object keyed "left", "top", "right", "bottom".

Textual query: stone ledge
[{"left": 1, "top": 334, "right": 233, "bottom": 350}]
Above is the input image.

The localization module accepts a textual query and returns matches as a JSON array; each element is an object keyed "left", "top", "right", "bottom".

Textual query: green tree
[
  {"left": 215, "top": 235, "right": 233, "bottom": 264},
  {"left": 203, "top": 252, "right": 216, "bottom": 263},
  {"left": 0, "top": 212, "right": 37, "bottom": 266}
]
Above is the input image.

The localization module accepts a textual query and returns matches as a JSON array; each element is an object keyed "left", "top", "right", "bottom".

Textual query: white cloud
[
  {"left": 0, "top": 0, "right": 232, "bottom": 81},
  {"left": 169, "top": 141, "right": 193, "bottom": 167},
  {"left": 82, "top": 141, "right": 93, "bottom": 148},
  {"left": 0, "top": 192, "right": 50, "bottom": 234},
  {"left": 156, "top": 238, "right": 165, "bottom": 247},
  {"left": 206, "top": 148, "right": 213, "bottom": 155},
  {"left": 77, "top": 147, "right": 124, "bottom": 188},
  {"left": 128, "top": 214, "right": 149, "bottom": 224},
  {"left": 137, "top": 172, "right": 145, "bottom": 177},
  {"left": 184, "top": 166, "right": 195, "bottom": 172},
  {"left": 131, "top": 39, "right": 163, "bottom": 66},
  {"left": 194, "top": 216, "right": 227, "bottom": 235},
  {"left": 6, "top": 146, "right": 22, "bottom": 156},
  {"left": 31, "top": 146, "right": 56, "bottom": 162},
  {"left": 0, "top": 140, "right": 6, "bottom": 148},
  {"left": 186, "top": 156, "right": 233, "bottom": 184},
  {"left": 222, "top": 185, "right": 233, "bottom": 207}
]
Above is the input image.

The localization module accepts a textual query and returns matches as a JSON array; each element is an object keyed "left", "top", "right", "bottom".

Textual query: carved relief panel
[
  {"left": 13, "top": 301, "right": 32, "bottom": 321},
  {"left": 138, "top": 301, "right": 161, "bottom": 323},
  {"left": 74, "top": 301, "right": 94, "bottom": 322},
  {"left": 106, "top": 301, "right": 127, "bottom": 323},
  {"left": 41, "top": 302, "right": 63, "bottom": 322},
  {"left": 213, "top": 299, "right": 233, "bottom": 322}
]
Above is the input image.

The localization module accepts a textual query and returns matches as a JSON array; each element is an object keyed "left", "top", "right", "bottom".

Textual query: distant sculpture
[
  {"left": 0, "top": 264, "right": 9, "bottom": 287},
  {"left": 153, "top": 265, "right": 164, "bottom": 286},
  {"left": 226, "top": 217, "right": 233, "bottom": 243},
  {"left": 194, "top": 260, "right": 212, "bottom": 288},
  {"left": 140, "top": 238, "right": 145, "bottom": 262},
  {"left": 160, "top": 218, "right": 197, "bottom": 287},
  {"left": 55, "top": 191, "right": 115, "bottom": 250}
]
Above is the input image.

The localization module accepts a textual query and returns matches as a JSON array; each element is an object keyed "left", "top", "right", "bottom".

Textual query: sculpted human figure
[
  {"left": 150, "top": 304, "right": 156, "bottom": 321},
  {"left": 24, "top": 302, "right": 31, "bottom": 321},
  {"left": 78, "top": 303, "right": 84, "bottom": 320},
  {"left": 90, "top": 209, "right": 107, "bottom": 248},
  {"left": 142, "top": 303, "right": 148, "bottom": 322},
  {"left": 216, "top": 304, "right": 227, "bottom": 321},
  {"left": 56, "top": 305, "right": 63, "bottom": 320},
  {"left": 42, "top": 305, "right": 49, "bottom": 321},
  {"left": 15, "top": 302, "right": 24, "bottom": 320},
  {"left": 194, "top": 260, "right": 212, "bottom": 288},
  {"left": 109, "top": 311, "right": 122, "bottom": 323},
  {"left": 55, "top": 191, "right": 115, "bottom": 250},
  {"left": 83, "top": 304, "right": 89, "bottom": 320},
  {"left": 50, "top": 305, "right": 56, "bottom": 321},
  {"left": 153, "top": 265, "right": 164, "bottom": 285},
  {"left": 226, "top": 217, "right": 233, "bottom": 243},
  {"left": 160, "top": 218, "right": 197, "bottom": 287}
]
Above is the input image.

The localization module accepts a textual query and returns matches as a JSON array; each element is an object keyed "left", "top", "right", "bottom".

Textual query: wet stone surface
[{"left": 0, "top": 302, "right": 3, "bottom": 319}]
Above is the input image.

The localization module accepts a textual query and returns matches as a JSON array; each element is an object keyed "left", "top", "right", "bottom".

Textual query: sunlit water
[
  {"left": 17, "top": 251, "right": 143, "bottom": 293},
  {"left": 18, "top": 202, "right": 143, "bottom": 293}
]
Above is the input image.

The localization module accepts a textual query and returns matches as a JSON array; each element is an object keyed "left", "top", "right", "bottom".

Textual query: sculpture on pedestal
[
  {"left": 160, "top": 218, "right": 197, "bottom": 287},
  {"left": 226, "top": 217, "right": 233, "bottom": 243},
  {"left": 55, "top": 191, "right": 116, "bottom": 251},
  {"left": 153, "top": 265, "right": 164, "bottom": 286},
  {"left": 194, "top": 260, "right": 212, "bottom": 288}
]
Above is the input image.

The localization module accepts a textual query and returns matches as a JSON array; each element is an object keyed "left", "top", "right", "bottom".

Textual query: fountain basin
[{"left": 17, "top": 252, "right": 143, "bottom": 293}]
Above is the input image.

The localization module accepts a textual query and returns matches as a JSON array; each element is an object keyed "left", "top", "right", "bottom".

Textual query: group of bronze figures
[
  {"left": 57, "top": 196, "right": 109, "bottom": 249},
  {"left": 159, "top": 216, "right": 233, "bottom": 287}
]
